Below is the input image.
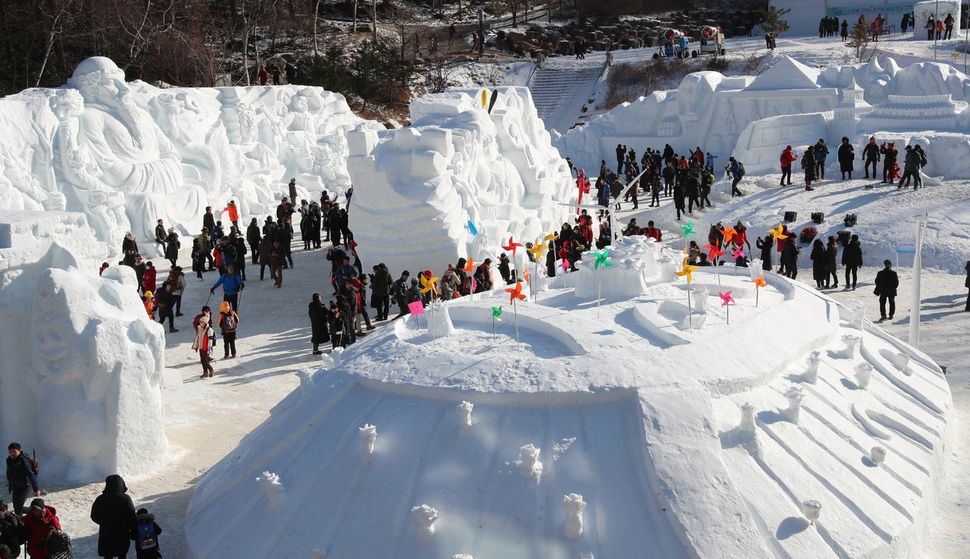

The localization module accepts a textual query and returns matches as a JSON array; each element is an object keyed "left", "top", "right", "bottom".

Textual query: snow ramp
[{"left": 529, "top": 63, "right": 604, "bottom": 134}]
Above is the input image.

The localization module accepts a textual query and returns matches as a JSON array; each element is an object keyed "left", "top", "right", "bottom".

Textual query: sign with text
[
  {"left": 828, "top": 3, "right": 915, "bottom": 18},
  {"left": 896, "top": 238, "right": 917, "bottom": 253}
]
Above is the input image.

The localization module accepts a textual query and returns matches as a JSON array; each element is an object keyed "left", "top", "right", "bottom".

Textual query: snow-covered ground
[{"left": 12, "top": 27, "right": 970, "bottom": 558}]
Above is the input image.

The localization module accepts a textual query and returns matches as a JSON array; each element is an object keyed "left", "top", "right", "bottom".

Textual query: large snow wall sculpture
[
  {"left": 0, "top": 56, "right": 380, "bottom": 257},
  {"left": 346, "top": 87, "right": 573, "bottom": 274}
]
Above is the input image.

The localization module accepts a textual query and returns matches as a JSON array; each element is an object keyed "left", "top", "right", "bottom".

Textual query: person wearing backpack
[
  {"left": 129, "top": 508, "right": 161, "bottom": 559},
  {"left": 726, "top": 157, "right": 744, "bottom": 197},
  {"left": 0, "top": 500, "right": 24, "bottom": 557},
  {"left": 22, "top": 499, "right": 59, "bottom": 559},
  {"left": 5, "top": 444, "right": 40, "bottom": 516},
  {"left": 90, "top": 475, "right": 134, "bottom": 559},
  {"left": 192, "top": 307, "right": 216, "bottom": 378},
  {"left": 217, "top": 302, "right": 240, "bottom": 360}
]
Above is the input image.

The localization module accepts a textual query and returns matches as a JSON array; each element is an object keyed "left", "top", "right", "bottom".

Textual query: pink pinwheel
[
  {"left": 502, "top": 236, "right": 524, "bottom": 257},
  {"left": 719, "top": 291, "right": 735, "bottom": 307},
  {"left": 731, "top": 247, "right": 745, "bottom": 261},
  {"left": 558, "top": 258, "right": 570, "bottom": 272}
]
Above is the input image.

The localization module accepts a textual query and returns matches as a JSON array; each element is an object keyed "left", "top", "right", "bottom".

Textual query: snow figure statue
[
  {"left": 29, "top": 264, "right": 167, "bottom": 481},
  {"left": 55, "top": 57, "right": 206, "bottom": 249},
  {"left": 563, "top": 493, "right": 587, "bottom": 540}
]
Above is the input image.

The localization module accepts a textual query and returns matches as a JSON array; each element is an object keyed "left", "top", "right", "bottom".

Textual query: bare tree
[
  {"left": 35, "top": 0, "right": 77, "bottom": 87},
  {"left": 386, "top": 3, "right": 420, "bottom": 58}
]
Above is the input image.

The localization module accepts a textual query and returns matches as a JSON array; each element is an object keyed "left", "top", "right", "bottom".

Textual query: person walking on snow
[
  {"left": 801, "top": 146, "right": 817, "bottom": 191},
  {"left": 211, "top": 264, "right": 244, "bottom": 311},
  {"left": 779, "top": 145, "right": 797, "bottom": 185},
  {"left": 862, "top": 136, "right": 880, "bottom": 179},
  {"left": 726, "top": 157, "right": 744, "bottom": 197},
  {"left": 91, "top": 474, "right": 135, "bottom": 559},
  {"left": 814, "top": 139, "right": 829, "bottom": 180},
  {"left": 192, "top": 307, "right": 216, "bottom": 378},
  {"left": 217, "top": 301, "right": 239, "bottom": 359},
  {"left": 874, "top": 259, "right": 899, "bottom": 321},
  {"left": 838, "top": 137, "right": 855, "bottom": 180},
  {"left": 6, "top": 442, "right": 40, "bottom": 515}
]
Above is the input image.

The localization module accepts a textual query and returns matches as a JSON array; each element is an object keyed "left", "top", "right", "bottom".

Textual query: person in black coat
[
  {"left": 880, "top": 142, "right": 898, "bottom": 184},
  {"left": 164, "top": 229, "right": 180, "bottom": 268},
  {"left": 393, "top": 271, "right": 411, "bottom": 318},
  {"left": 874, "top": 259, "right": 899, "bottom": 321},
  {"left": 810, "top": 239, "right": 827, "bottom": 288},
  {"left": 497, "top": 253, "right": 514, "bottom": 284},
  {"left": 964, "top": 260, "right": 970, "bottom": 311},
  {"left": 672, "top": 182, "right": 686, "bottom": 220},
  {"left": 862, "top": 136, "right": 880, "bottom": 179},
  {"left": 757, "top": 234, "right": 774, "bottom": 271},
  {"left": 782, "top": 237, "right": 800, "bottom": 279},
  {"left": 826, "top": 236, "right": 839, "bottom": 288},
  {"left": 91, "top": 474, "right": 136, "bottom": 559},
  {"left": 838, "top": 137, "right": 855, "bottom": 180},
  {"left": 369, "top": 263, "right": 394, "bottom": 321},
  {"left": 841, "top": 234, "right": 863, "bottom": 289},
  {"left": 246, "top": 218, "right": 261, "bottom": 264},
  {"left": 308, "top": 293, "right": 330, "bottom": 355}
]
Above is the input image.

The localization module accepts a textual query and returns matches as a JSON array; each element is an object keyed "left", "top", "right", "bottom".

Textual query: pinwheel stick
[
  {"left": 492, "top": 315, "right": 496, "bottom": 341},
  {"left": 726, "top": 301, "right": 730, "bottom": 325},
  {"left": 513, "top": 298, "right": 521, "bottom": 347},
  {"left": 756, "top": 287, "right": 760, "bottom": 307},
  {"left": 534, "top": 258, "right": 539, "bottom": 304},
  {"left": 598, "top": 265, "right": 603, "bottom": 318},
  {"left": 431, "top": 301, "right": 436, "bottom": 343},
  {"left": 686, "top": 285, "right": 693, "bottom": 331}
]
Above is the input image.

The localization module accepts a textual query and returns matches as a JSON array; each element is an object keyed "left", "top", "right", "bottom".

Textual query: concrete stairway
[{"left": 529, "top": 65, "right": 604, "bottom": 134}]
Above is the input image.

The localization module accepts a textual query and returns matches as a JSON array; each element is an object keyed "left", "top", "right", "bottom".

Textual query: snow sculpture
[
  {"left": 411, "top": 504, "right": 439, "bottom": 540},
  {"left": 359, "top": 424, "right": 377, "bottom": 465},
  {"left": 783, "top": 386, "right": 803, "bottom": 425},
  {"left": 802, "top": 500, "right": 822, "bottom": 526},
  {"left": 256, "top": 471, "right": 283, "bottom": 511},
  {"left": 739, "top": 402, "right": 757, "bottom": 435},
  {"left": 894, "top": 352, "right": 912, "bottom": 375},
  {"left": 431, "top": 300, "right": 456, "bottom": 336},
  {"left": 58, "top": 57, "right": 206, "bottom": 247},
  {"left": 452, "top": 555, "right": 473, "bottom": 559},
  {"left": 847, "top": 300, "right": 866, "bottom": 331},
  {"left": 870, "top": 446, "right": 888, "bottom": 466},
  {"left": 805, "top": 351, "right": 821, "bottom": 384},
  {"left": 520, "top": 443, "right": 543, "bottom": 480},
  {"left": 839, "top": 335, "right": 861, "bottom": 359},
  {"left": 310, "top": 548, "right": 327, "bottom": 559},
  {"left": 855, "top": 362, "right": 873, "bottom": 390},
  {"left": 563, "top": 493, "right": 587, "bottom": 540},
  {"left": 457, "top": 401, "right": 474, "bottom": 433},
  {"left": 346, "top": 87, "right": 571, "bottom": 274},
  {"left": 30, "top": 265, "right": 167, "bottom": 481},
  {"left": 692, "top": 285, "right": 709, "bottom": 314}
]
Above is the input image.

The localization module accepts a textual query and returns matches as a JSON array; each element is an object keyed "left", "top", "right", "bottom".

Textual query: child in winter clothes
[
  {"left": 217, "top": 301, "right": 239, "bottom": 359},
  {"left": 142, "top": 262, "right": 157, "bottom": 294},
  {"left": 130, "top": 508, "right": 162, "bottom": 559},
  {"left": 23, "top": 498, "right": 60, "bottom": 559}
]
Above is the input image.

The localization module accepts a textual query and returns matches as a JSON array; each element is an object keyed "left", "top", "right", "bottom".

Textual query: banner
[
  {"left": 896, "top": 238, "right": 917, "bottom": 254},
  {"left": 827, "top": 3, "right": 914, "bottom": 18}
]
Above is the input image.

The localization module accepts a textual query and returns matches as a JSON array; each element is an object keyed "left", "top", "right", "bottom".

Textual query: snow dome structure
[
  {"left": 347, "top": 87, "right": 573, "bottom": 274},
  {"left": 558, "top": 56, "right": 970, "bottom": 179},
  {"left": 0, "top": 56, "right": 380, "bottom": 256},
  {"left": 185, "top": 239, "right": 951, "bottom": 558}
]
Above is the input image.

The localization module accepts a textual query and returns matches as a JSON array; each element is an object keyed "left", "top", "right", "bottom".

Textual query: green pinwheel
[
  {"left": 679, "top": 221, "right": 696, "bottom": 237},
  {"left": 491, "top": 306, "right": 503, "bottom": 318},
  {"left": 593, "top": 248, "right": 613, "bottom": 270}
]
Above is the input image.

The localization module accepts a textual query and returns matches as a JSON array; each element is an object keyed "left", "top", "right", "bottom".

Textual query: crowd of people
[{"left": 779, "top": 136, "right": 928, "bottom": 190}]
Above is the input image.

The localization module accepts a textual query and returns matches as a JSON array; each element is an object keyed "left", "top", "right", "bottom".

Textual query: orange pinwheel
[
  {"left": 463, "top": 257, "right": 476, "bottom": 274},
  {"left": 505, "top": 281, "right": 526, "bottom": 304},
  {"left": 767, "top": 224, "right": 788, "bottom": 240},
  {"left": 674, "top": 258, "right": 699, "bottom": 283},
  {"left": 750, "top": 275, "right": 768, "bottom": 288},
  {"left": 721, "top": 226, "right": 737, "bottom": 245},
  {"left": 503, "top": 236, "right": 524, "bottom": 257},
  {"left": 523, "top": 269, "right": 530, "bottom": 284}
]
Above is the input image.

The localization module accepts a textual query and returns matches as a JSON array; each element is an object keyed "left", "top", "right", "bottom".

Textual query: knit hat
[{"left": 29, "top": 498, "right": 44, "bottom": 512}]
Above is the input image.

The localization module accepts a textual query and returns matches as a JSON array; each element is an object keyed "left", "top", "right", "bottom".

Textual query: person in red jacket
[
  {"left": 222, "top": 200, "right": 240, "bottom": 229},
  {"left": 142, "top": 261, "right": 157, "bottom": 294},
  {"left": 23, "top": 498, "right": 60, "bottom": 559},
  {"left": 779, "top": 145, "right": 797, "bottom": 186},
  {"left": 645, "top": 220, "right": 661, "bottom": 242}
]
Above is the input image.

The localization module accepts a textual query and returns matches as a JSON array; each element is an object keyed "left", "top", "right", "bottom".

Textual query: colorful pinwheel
[
  {"left": 558, "top": 258, "right": 570, "bottom": 272},
  {"left": 721, "top": 226, "right": 737, "bottom": 245},
  {"left": 420, "top": 274, "right": 439, "bottom": 294},
  {"left": 767, "top": 224, "right": 788, "bottom": 240},
  {"left": 491, "top": 306, "right": 503, "bottom": 318},
  {"left": 527, "top": 238, "right": 547, "bottom": 259},
  {"left": 463, "top": 257, "right": 476, "bottom": 274},
  {"left": 503, "top": 235, "right": 524, "bottom": 257},
  {"left": 719, "top": 290, "right": 735, "bottom": 306},
  {"left": 731, "top": 247, "right": 745, "bottom": 261},
  {"left": 544, "top": 232, "right": 558, "bottom": 244},
  {"left": 704, "top": 243, "right": 725, "bottom": 260},
  {"left": 523, "top": 270, "right": 530, "bottom": 284},
  {"left": 593, "top": 248, "right": 613, "bottom": 270},
  {"left": 674, "top": 258, "right": 699, "bottom": 283},
  {"left": 506, "top": 281, "right": 526, "bottom": 304},
  {"left": 750, "top": 274, "right": 768, "bottom": 307},
  {"left": 680, "top": 221, "right": 696, "bottom": 237}
]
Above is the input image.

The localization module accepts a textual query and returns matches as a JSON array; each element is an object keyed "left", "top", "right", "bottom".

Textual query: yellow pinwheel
[
  {"left": 527, "top": 237, "right": 547, "bottom": 259},
  {"left": 543, "top": 231, "right": 558, "bottom": 243},
  {"left": 420, "top": 273, "right": 439, "bottom": 294},
  {"left": 767, "top": 224, "right": 788, "bottom": 240},
  {"left": 674, "top": 258, "right": 699, "bottom": 283}
]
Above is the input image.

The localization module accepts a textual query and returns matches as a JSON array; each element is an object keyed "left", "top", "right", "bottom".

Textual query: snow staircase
[{"left": 529, "top": 65, "right": 604, "bottom": 134}]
